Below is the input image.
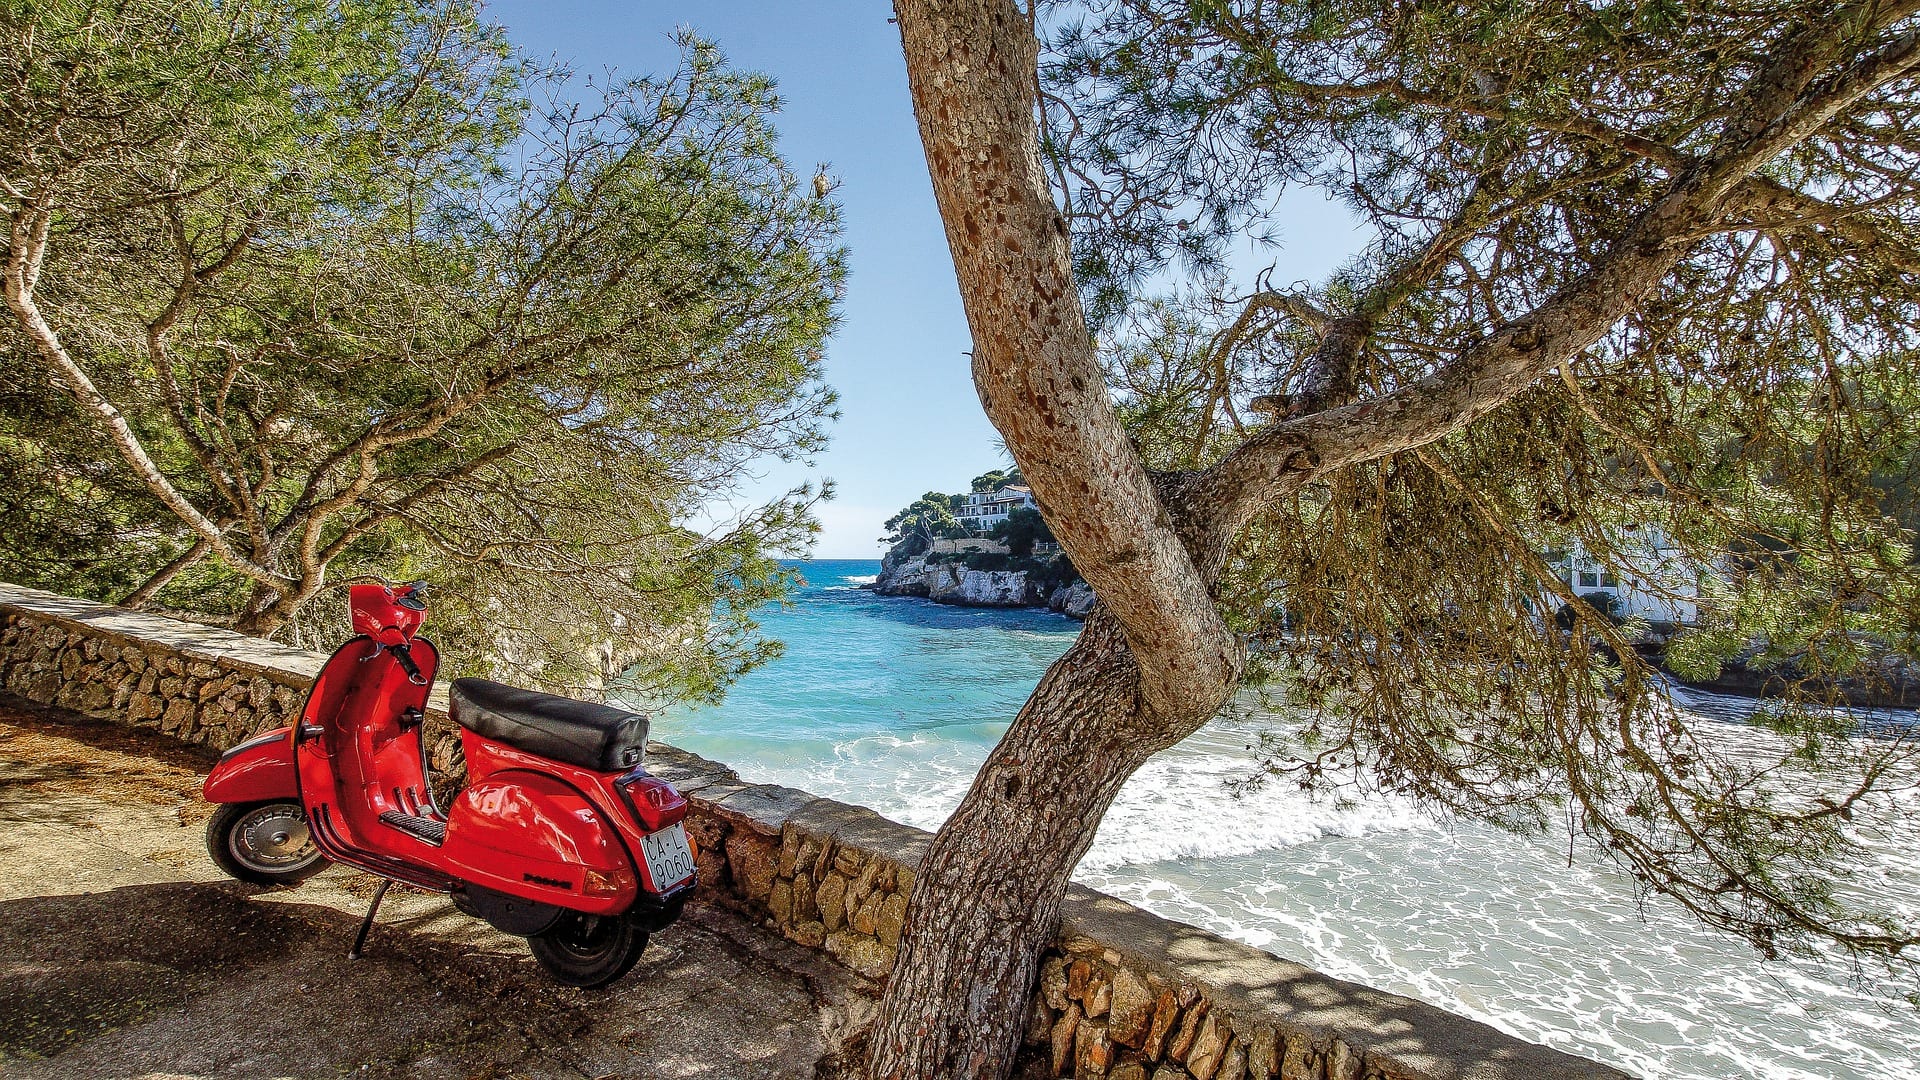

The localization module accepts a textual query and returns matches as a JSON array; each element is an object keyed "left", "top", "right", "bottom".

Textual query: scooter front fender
[{"left": 203, "top": 728, "right": 297, "bottom": 804}]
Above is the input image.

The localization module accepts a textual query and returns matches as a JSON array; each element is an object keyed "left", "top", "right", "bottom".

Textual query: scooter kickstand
[{"left": 348, "top": 878, "right": 391, "bottom": 960}]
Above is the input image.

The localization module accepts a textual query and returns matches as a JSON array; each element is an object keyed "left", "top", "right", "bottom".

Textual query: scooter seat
[{"left": 449, "top": 678, "right": 648, "bottom": 773}]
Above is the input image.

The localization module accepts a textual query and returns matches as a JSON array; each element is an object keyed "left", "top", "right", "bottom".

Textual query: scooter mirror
[{"left": 396, "top": 581, "right": 430, "bottom": 611}]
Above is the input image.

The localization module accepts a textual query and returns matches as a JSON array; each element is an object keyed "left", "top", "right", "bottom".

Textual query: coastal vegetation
[
  {"left": 872, "top": 2, "right": 1920, "bottom": 1078},
  {"left": 875, "top": 470, "right": 1081, "bottom": 610},
  {"left": 0, "top": 0, "right": 842, "bottom": 698}
]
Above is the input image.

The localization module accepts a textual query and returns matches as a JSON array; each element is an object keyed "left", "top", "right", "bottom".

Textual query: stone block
[
  {"left": 817, "top": 873, "right": 849, "bottom": 932},
  {"left": 1247, "top": 1029, "right": 1277, "bottom": 1079},
  {"left": 1025, "top": 994, "right": 1054, "bottom": 1048},
  {"left": 876, "top": 892, "right": 908, "bottom": 948},
  {"left": 851, "top": 892, "right": 882, "bottom": 935},
  {"left": 1217, "top": 1039, "right": 1247, "bottom": 1080},
  {"left": 1169, "top": 1001, "right": 1209, "bottom": 1063},
  {"left": 780, "top": 823, "right": 805, "bottom": 875},
  {"left": 1111, "top": 1065, "right": 1148, "bottom": 1080},
  {"left": 1187, "top": 1015, "right": 1228, "bottom": 1080},
  {"left": 1051, "top": 1004, "right": 1081, "bottom": 1077},
  {"left": 1086, "top": 976, "right": 1112, "bottom": 1019},
  {"left": 1108, "top": 966, "right": 1154, "bottom": 1047},
  {"left": 848, "top": 853, "right": 883, "bottom": 907},
  {"left": 1153, "top": 1069, "right": 1193, "bottom": 1080},
  {"left": 1143, "top": 990, "right": 1180, "bottom": 1061},
  {"left": 768, "top": 880, "right": 794, "bottom": 925},
  {"left": 1280, "top": 1037, "right": 1316, "bottom": 1080},
  {"left": 793, "top": 872, "right": 819, "bottom": 922},
  {"left": 823, "top": 930, "right": 893, "bottom": 978},
  {"left": 788, "top": 920, "right": 826, "bottom": 948},
  {"left": 1328, "top": 1039, "right": 1359, "bottom": 1080},
  {"left": 725, "top": 828, "right": 779, "bottom": 902},
  {"left": 1075, "top": 1019, "right": 1112, "bottom": 1078},
  {"left": 1068, "top": 958, "right": 1092, "bottom": 1001},
  {"left": 1041, "top": 956, "right": 1072, "bottom": 1011},
  {"left": 833, "top": 847, "right": 864, "bottom": 877},
  {"left": 160, "top": 698, "right": 195, "bottom": 736},
  {"left": 79, "top": 679, "right": 111, "bottom": 713}
]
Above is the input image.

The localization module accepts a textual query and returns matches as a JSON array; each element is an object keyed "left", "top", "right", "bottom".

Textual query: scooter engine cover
[
  {"left": 457, "top": 884, "right": 565, "bottom": 936},
  {"left": 441, "top": 770, "right": 638, "bottom": 913}
]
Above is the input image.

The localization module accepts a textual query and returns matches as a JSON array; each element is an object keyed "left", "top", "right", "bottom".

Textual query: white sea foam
[
  {"left": 652, "top": 564, "right": 1920, "bottom": 1080},
  {"left": 1079, "top": 722, "right": 1424, "bottom": 872}
]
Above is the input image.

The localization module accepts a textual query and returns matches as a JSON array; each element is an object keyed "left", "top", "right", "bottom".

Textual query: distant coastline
[{"left": 865, "top": 542, "right": 1093, "bottom": 618}]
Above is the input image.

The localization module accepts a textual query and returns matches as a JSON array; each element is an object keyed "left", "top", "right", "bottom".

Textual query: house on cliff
[{"left": 955, "top": 485, "right": 1037, "bottom": 534}]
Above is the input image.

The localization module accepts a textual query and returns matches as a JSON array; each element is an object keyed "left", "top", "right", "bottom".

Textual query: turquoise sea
[{"left": 640, "top": 560, "right": 1919, "bottom": 1080}]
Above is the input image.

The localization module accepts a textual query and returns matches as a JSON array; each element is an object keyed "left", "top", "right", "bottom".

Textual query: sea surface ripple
[{"left": 637, "top": 560, "right": 1920, "bottom": 1080}]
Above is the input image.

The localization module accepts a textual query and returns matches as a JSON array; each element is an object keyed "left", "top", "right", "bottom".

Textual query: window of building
[
  {"left": 1600, "top": 571, "right": 1619, "bottom": 589},
  {"left": 1579, "top": 571, "right": 1600, "bottom": 588}
]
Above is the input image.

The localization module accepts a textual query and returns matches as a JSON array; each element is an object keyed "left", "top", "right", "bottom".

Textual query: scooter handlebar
[{"left": 390, "top": 643, "right": 428, "bottom": 686}]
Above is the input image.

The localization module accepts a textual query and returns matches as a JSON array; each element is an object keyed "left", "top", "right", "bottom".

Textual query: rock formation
[{"left": 871, "top": 550, "right": 1092, "bottom": 618}]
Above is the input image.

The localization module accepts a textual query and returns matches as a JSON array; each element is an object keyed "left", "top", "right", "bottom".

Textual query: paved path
[{"left": 0, "top": 697, "right": 872, "bottom": 1079}]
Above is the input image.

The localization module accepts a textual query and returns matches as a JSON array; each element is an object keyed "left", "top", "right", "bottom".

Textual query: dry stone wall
[{"left": 0, "top": 583, "right": 1630, "bottom": 1080}]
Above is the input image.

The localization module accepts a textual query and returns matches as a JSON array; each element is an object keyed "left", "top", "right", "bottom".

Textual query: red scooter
[{"left": 201, "top": 580, "right": 696, "bottom": 987}]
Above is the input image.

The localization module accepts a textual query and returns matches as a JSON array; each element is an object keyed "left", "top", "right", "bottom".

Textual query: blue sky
[{"left": 487, "top": 2, "right": 1367, "bottom": 557}]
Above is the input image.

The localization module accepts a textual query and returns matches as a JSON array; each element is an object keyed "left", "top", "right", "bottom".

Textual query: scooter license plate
[{"left": 639, "top": 823, "right": 696, "bottom": 889}]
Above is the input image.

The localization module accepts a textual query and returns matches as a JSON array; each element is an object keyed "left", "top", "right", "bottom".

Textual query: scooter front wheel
[
  {"left": 528, "top": 911, "right": 648, "bottom": 988},
  {"left": 206, "top": 799, "right": 330, "bottom": 887}
]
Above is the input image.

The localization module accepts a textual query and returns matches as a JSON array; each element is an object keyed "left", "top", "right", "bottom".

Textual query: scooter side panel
[
  {"left": 442, "top": 769, "right": 637, "bottom": 915},
  {"left": 294, "top": 636, "right": 440, "bottom": 863},
  {"left": 202, "top": 728, "right": 296, "bottom": 803}
]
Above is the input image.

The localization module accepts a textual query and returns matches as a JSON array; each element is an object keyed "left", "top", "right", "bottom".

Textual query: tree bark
[
  {"left": 869, "top": 613, "right": 1178, "bottom": 1077},
  {"left": 874, "top": 5, "right": 1242, "bottom": 1075}
]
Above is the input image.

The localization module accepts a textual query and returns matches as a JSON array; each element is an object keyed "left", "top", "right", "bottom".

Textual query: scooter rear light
[{"left": 613, "top": 768, "right": 687, "bottom": 832}]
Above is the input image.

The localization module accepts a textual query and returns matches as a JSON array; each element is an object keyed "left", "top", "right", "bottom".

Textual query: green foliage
[
  {"left": 990, "top": 507, "right": 1053, "bottom": 557},
  {"left": 1042, "top": 0, "right": 1920, "bottom": 980},
  {"left": 970, "top": 467, "right": 1023, "bottom": 493},
  {"left": 881, "top": 491, "right": 962, "bottom": 547},
  {"left": 1, "top": 2, "right": 843, "bottom": 699}
]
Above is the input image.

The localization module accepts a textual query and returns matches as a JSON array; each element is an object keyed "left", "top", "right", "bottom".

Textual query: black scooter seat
[{"left": 449, "top": 678, "right": 648, "bottom": 773}]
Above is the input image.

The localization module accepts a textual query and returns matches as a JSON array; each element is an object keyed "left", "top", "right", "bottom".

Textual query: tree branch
[
  {"left": 4, "top": 205, "right": 286, "bottom": 590},
  {"left": 896, "top": 0, "right": 1241, "bottom": 724}
]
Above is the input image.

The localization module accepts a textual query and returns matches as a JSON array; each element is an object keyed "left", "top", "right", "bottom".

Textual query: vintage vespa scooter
[{"left": 201, "top": 580, "right": 697, "bottom": 987}]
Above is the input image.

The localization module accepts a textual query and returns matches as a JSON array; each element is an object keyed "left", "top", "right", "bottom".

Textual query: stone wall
[
  {"left": 0, "top": 585, "right": 467, "bottom": 780},
  {"left": 0, "top": 583, "right": 1629, "bottom": 1080}
]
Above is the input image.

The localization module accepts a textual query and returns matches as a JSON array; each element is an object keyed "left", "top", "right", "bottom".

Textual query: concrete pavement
[{"left": 0, "top": 696, "right": 874, "bottom": 1079}]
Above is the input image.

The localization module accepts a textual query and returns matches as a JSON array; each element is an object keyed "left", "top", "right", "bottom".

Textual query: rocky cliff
[{"left": 871, "top": 550, "right": 1095, "bottom": 618}]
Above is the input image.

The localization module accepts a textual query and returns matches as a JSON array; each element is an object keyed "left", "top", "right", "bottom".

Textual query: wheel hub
[{"left": 232, "top": 804, "right": 317, "bottom": 871}]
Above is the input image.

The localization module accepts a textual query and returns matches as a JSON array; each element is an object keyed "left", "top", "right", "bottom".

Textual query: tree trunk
[
  {"left": 872, "top": 4, "right": 1242, "bottom": 1076},
  {"left": 868, "top": 612, "right": 1182, "bottom": 1078}
]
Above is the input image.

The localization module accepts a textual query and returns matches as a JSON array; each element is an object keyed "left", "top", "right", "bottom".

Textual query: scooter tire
[
  {"left": 206, "top": 799, "right": 330, "bottom": 888},
  {"left": 528, "top": 911, "right": 648, "bottom": 988}
]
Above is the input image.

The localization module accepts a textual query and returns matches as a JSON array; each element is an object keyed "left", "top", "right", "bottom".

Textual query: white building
[
  {"left": 955, "top": 486, "right": 1038, "bottom": 534},
  {"left": 1547, "top": 524, "right": 1702, "bottom": 626}
]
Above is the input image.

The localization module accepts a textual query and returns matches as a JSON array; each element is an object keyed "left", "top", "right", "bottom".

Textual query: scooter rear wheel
[
  {"left": 528, "top": 911, "right": 648, "bottom": 988},
  {"left": 207, "top": 799, "right": 330, "bottom": 887}
]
